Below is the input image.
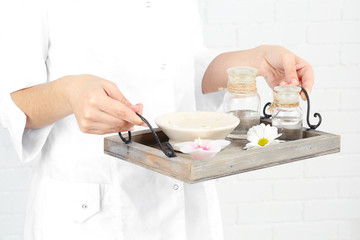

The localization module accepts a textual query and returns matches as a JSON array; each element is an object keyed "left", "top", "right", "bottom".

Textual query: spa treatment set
[{"left": 119, "top": 66, "right": 322, "bottom": 160}]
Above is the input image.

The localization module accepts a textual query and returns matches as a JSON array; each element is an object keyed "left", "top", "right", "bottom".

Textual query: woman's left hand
[{"left": 256, "top": 45, "right": 314, "bottom": 100}]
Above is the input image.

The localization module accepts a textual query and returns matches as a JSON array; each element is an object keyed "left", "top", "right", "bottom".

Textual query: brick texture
[
  {"left": 308, "top": 0, "right": 342, "bottom": 21},
  {"left": 341, "top": 44, "right": 360, "bottom": 65},
  {"left": 204, "top": 0, "right": 360, "bottom": 238},
  {"left": 223, "top": 225, "right": 272, "bottom": 240},
  {"left": 304, "top": 200, "right": 360, "bottom": 220},
  {"left": 273, "top": 222, "right": 338, "bottom": 240},
  {"left": 237, "top": 202, "right": 303, "bottom": 224}
]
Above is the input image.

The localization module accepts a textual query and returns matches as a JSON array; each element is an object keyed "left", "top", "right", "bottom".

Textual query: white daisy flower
[{"left": 244, "top": 123, "right": 282, "bottom": 150}]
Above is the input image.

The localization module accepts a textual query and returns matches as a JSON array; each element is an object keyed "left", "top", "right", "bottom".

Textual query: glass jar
[
  {"left": 271, "top": 85, "right": 303, "bottom": 140},
  {"left": 223, "top": 66, "right": 260, "bottom": 139}
]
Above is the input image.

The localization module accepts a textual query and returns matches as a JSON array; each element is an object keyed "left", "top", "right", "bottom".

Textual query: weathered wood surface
[{"left": 104, "top": 127, "right": 340, "bottom": 184}]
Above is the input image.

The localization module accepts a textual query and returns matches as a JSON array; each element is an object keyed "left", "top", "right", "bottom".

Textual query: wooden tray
[{"left": 104, "top": 124, "right": 340, "bottom": 184}]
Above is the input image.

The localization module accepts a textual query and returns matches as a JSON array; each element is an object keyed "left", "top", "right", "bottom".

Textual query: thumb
[
  {"left": 282, "top": 53, "right": 299, "bottom": 86},
  {"left": 102, "top": 80, "right": 132, "bottom": 107},
  {"left": 130, "top": 103, "right": 144, "bottom": 115}
]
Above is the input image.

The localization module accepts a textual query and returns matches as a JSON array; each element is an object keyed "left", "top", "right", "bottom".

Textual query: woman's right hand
[{"left": 62, "top": 74, "right": 144, "bottom": 135}]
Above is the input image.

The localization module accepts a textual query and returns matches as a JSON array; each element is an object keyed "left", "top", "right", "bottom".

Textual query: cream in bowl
[{"left": 155, "top": 111, "right": 240, "bottom": 148}]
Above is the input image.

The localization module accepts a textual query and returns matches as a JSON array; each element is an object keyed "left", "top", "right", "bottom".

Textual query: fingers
[
  {"left": 262, "top": 46, "right": 314, "bottom": 101},
  {"left": 76, "top": 107, "right": 135, "bottom": 134},
  {"left": 94, "top": 111, "right": 134, "bottom": 130},
  {"left": 79, "top": 114, "right": 135, "bottom": 134},
  {"left": 102, "top": 80, "right": 132, "bottom": 107},
  {"left": 296, "top": 59, "right": 314, "bottom": 101},
  {"left": 102, "top": 80, "right": 144, "bottom": 117},
  {"left": 281, "top": 53, "right": 299, "bottom": 85},
  {"left": 299, "top": 68, "right": 314, "bottom": 101},
  {"left": 130, "top": 103, "right": 147, "bottom": 127},
  {"left": 98, "top": 96, "right": 144, "bottom": 126},
  {"left": 82, "top": 123, "right": 134, "bottom": 135},
  {"left": 299, "top": 65, "right": 314, "bottom": 94},
  {"left": 69, "top": 75, "right": 146, "bottom": 134},
  {"left": 130, "top": 103, "right": 144, "bottom": 115},
  {"left": 99, "top": 80, "right": 144, "bottom": 126},
  {"left": 282, "top": 53, "right": 314, "bottom": 101},
  {"left": 89, "top": 121, "right": 134, "bottom": 134}
]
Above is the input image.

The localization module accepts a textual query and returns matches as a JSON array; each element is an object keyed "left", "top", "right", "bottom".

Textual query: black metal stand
[
  {"left": 118, "top": 113, "right": 177, "bottom": 158},
  {"left": 301, "top": 87, "right": 322, "bottom": 130},
  {"left": 261, "top": 87, "right": 322, "bottom": 130},
  {"left": 262, "top": 102, "right": 272, "bottom": 120}
]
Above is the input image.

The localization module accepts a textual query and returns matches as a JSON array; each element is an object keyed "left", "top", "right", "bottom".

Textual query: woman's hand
[
  {"left": 62, "top": 74, "right": 144, "bottom": 134},
  {"left": 256, "top": 45, "right": 314, "bottom": 100},
  {"left": 11, "top": 74, "right": 144, "bottom": 133}
]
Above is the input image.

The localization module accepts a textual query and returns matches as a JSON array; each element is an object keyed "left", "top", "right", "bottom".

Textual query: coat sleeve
[
  {"left": 194, "top": 49, "right": 226, "bottom": 112},
  {"left": 192, "top": 1, "right": 226, "bottom": 112},
  {"left": 0, "top": 0, "right": 54, "bottom": 162}
]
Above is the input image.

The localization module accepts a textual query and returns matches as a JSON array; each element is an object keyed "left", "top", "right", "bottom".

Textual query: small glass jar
[
  {"left": 271, "top": 85, "right": 303, "bottom": 140},
  {"left": 223, "top": 66, "right": 260, "bottom": 139}
]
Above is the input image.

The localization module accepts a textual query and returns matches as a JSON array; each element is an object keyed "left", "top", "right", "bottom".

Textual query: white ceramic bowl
[{"left": 155, "top": 111, "right": 240, "bottom": 145}]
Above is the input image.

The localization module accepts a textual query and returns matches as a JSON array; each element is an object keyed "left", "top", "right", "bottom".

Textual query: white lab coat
[{"left": 0, "top": 0, "right": 226, "bottom": 239}]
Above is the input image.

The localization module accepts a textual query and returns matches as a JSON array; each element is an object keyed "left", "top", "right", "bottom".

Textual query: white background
[{"left": 1, "top": 0, "right": 360, "bottom": 239}]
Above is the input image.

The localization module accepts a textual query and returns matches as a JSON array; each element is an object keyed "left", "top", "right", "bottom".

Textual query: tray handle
[{"left": 118, "top": 113, "right": 177, "bottom": 158}]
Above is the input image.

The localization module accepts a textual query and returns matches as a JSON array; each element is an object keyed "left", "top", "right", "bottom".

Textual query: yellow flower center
[{"left": 258, "top": 138, "right": 269, "bottom": 146}]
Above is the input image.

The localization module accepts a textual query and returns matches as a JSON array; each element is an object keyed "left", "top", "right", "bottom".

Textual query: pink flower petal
[{"left": 175, "top": 139, "right": 231, "bottom": 160}]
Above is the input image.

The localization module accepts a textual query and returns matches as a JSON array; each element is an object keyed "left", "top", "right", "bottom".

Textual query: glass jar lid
[
  {"left": 226, "top": 66, "right": 258, "bottom": 83},
  {"left": 274, "top": 85, "right": 301, "bottom": 93},
  {"left": 274, "top": 85, "right": 301, "bottom": 105}
]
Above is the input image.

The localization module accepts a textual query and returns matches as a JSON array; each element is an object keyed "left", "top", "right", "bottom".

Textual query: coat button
[
  {"left": 82, "top": 204, "right": 88, "bottom": 209},
  {"left": 173, "top": 184, "right": 179, "bottom": 190},
  {"left": 145, "top": 1, "right": 151, "bottom": 7}
]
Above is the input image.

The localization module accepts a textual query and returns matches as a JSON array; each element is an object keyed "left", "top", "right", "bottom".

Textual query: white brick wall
[
  {"left": 272, "top": 179, "right": 338, "bottom": 200},
  {"left": 200, "top": 0, "right": 360, "bottom": 239},
  {"left": 343, "top": 0, "right": 360, "bottom": 20},
  {"left": 224, "top": 224, "right": 273, "bottom": 240},
  {"left": 308, "top": 0, "right": 343, "bottom": 21},
  {"left": 0, "top": 0, "right": 360, "bottom": 239},
  {"left": 341, "top": 44, "right": 360, "bottom": 65},
  {"left": 273, "top": 222, "right": 338, "bottom": 240}
]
